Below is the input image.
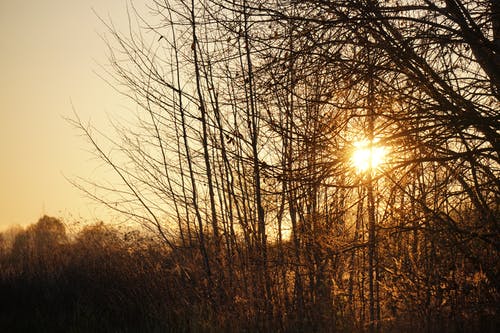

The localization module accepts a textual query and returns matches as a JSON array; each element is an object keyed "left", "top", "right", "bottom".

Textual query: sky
[{"left": 0, "top": 0, "right": 149, "bottom": 229}]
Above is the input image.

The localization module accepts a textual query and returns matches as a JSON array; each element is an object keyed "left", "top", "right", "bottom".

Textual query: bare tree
[{"left": 71, "top": 0, "right": 499, "bottom": 330}]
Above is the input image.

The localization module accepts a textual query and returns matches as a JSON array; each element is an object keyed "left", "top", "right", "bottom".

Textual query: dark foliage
[{"left": 0, "top": 216, "right": 498, "bottom": 332}]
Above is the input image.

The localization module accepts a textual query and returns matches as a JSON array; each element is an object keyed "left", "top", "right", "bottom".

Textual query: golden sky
[{"left": 0, "top": 0, "right": 147, "bottom": 228}]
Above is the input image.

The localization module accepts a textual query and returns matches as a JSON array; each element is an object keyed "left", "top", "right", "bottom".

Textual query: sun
[{"left": 351, "top": 138, "right": 387, "bottom": 173}]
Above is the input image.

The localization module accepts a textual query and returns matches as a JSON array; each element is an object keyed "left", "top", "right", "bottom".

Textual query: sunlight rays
[{"left": 351, "top": 138, "right": 387, "bottom": 173}]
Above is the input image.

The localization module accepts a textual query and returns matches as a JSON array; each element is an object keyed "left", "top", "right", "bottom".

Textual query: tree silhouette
[{"left": 66, "top": 0, "right": 499, "bottom": 331}]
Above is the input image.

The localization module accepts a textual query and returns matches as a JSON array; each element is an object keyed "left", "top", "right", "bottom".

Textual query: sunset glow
[{"left": 351, "top": 138, "right": 386, "bottom": 173}]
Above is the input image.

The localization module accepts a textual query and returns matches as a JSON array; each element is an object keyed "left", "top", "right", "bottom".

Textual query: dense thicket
[{"left": 61, "top": 0, "right": 499, "bottom": 331}]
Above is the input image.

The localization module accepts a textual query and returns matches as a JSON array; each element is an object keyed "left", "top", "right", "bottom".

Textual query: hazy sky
[{"left": 0, "top": 0, "right": 149, "bottom": 228}]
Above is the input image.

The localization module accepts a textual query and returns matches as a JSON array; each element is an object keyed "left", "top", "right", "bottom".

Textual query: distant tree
[
  {"left": 0, "top": 233, "right": 5, "bottom": 258},
  {"left": 75, "top": 222, "right": 121, "bottom": 250},
  {"left": 29, "top": 215, "right": 67, "bottom": 250},
  {"left": 11, "top": 216, "right": 67, "bottom": 274}
]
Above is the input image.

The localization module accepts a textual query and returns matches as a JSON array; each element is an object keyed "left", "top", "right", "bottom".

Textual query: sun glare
[{"left": 351, "top": 138, "right": 386, "bottom": 173}]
